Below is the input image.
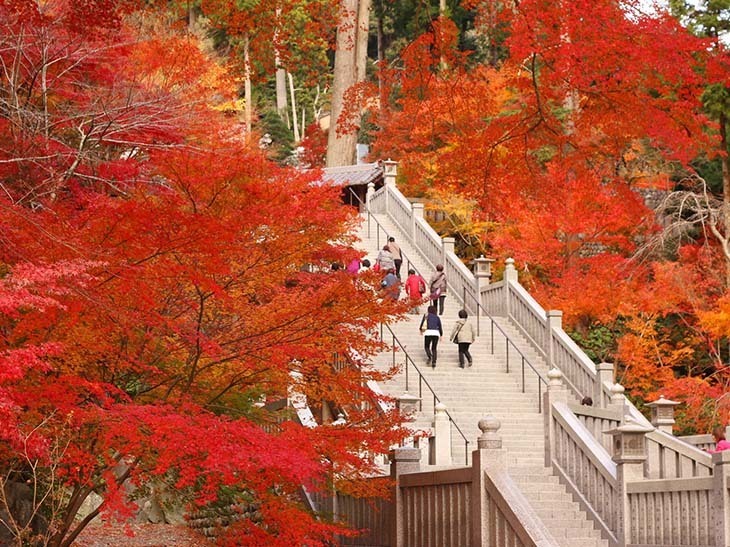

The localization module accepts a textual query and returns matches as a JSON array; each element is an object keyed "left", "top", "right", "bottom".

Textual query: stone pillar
[
  {"left": 390, "top": 446, "right": 421, "bottom": 547},
  {"left": 609, "top": 383, "right": 627, "bottom": 418},
  {"left": 646, "top": 395, "right": 680, "bottom": 435},
  {"left": 396, "top": 391, "right": 421, "bottom": 417},
  {"left": 546, "top": 310, "right": 562, "bottom": 369},
  {"left": 383, "top": 159, "right": 397, "bottom": 187},
  {"left": 543, "top": 368, "right": 569, "bottom": 467},
  {"left": 712, "top": 450, "right": 730, "bottom": 547},
  {"left": 442, "top": 236, "right": 455, "bottom": 267},
  {"left": 595, "top": 362, "right": 615, "bottom": 408},
  {"left": 411, "top": 202, "right": 424, "bottom": 241},
  {"left": 472, "top": 256, "right": 494, "bottom": 315},
  {"left": 431, "top": 402, "right": 452, "bottom": 466},
  {"left": 382, "top": 159, "right": 396, "bottom": 216},
  {"left": 607, "top": 418, "right": 652, "bottom": 547},
  {"left": 503, "top": 258, "right": 518, "bottom": 316},
  {"left": 471, "top": 416, "right": 505, "bottom": 546},
  {"left": 366, "top": 181, "right": 375, "bottom": 211}
]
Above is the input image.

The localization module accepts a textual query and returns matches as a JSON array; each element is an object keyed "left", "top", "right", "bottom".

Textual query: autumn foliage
[
  {"left": 0, "top": 2, "right": 406, "bottom": 546},
  {"left": 370, "top": 3, "right": 730, "bottom": 431}
]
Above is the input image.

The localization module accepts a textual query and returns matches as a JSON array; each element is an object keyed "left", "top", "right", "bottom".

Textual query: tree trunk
[
  {"left": 276, "top": 67, "right": 289, "bottom": 127},
  {"left": 721, "top": 110, "right": 730, "bottom": 286},
  {"left": 243, "top": 33, "right": 252, "bottom": 137},
  {"left": 274, "top": 9, "right": 289, "bottom": 127},
  {"left": 326, "top": 0, "right": 371, "bottom": 167},
  {"left": 288, "top": 71, "right": 300, "bottom": 142}
]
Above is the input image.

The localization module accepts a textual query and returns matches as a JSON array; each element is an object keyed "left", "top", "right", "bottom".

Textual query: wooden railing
[
  {"left": 399, "top": 468, "right": 472, "bottom": 546},
  {"left": 311, "top": 485, "right": 392, "bottom": 547},
  {"left": 382, "top": 422, "right": 558, "bottom": 547}
]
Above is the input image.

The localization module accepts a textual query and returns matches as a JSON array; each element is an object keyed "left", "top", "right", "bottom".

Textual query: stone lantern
[
  {"left": 646, "top": 395, "right": 680, "bottom": 434},
  {"left": 606, "top": 417, "right": 653, "bottom": 464},
  {"left": 472, "top": 255, "right": 495, "bottom": 281}
]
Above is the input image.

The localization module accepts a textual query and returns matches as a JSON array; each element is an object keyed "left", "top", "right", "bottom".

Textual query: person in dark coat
[{"left": 419, "top": 305, "right": 443, "bottom": 367}]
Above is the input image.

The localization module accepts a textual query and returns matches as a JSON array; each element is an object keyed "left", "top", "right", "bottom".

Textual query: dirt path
[{"left": 73, "top": 522, "right": 209, "bottom": 546}]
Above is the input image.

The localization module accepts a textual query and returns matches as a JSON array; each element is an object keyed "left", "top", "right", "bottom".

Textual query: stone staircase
[{"left": 354, "top": 213, "right": 609, "bottom": 547}]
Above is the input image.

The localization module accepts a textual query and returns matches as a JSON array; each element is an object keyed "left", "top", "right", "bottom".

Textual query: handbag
[{"left": 451, "top": 322, "right": 464, "bottom": 344}]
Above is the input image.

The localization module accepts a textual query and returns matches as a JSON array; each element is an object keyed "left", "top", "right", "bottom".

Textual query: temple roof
[{"left": 320, "top": 162, "right": 383, "bottom": 187}]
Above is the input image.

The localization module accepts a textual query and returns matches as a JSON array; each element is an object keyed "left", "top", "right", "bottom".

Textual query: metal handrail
[
  {"left": 348, "top": 189, "right": 431, "bottom": 284},
  {"left": 461, "top": 286, "right": 549, "bottom": 413},
  {"left": 379, "top": 321, "right": 471, "bottom": 465}
]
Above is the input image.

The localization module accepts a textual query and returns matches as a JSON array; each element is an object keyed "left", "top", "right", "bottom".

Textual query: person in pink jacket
[{"left": 709, "top": 426, "right": 730, "bottom": 453}]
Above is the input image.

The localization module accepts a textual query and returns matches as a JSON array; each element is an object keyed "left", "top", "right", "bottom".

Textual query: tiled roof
[{"left": 319, "top": 162, "right": 383, "bottom": 187}]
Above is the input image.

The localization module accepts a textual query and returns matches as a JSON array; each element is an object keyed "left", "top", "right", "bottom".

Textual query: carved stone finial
[
  {"left": 477, "top": 416, "right": 502, "bottom": 449},
  {"left": 547, "top": 368, "right": 563, "bottom": 388},
  {"left": 610, "top": 383, "right": 626, "bottom": 400}
]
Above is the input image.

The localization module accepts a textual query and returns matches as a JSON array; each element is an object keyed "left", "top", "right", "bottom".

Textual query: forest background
[{"left": 0, "top": 0, "right": 729, "bottom": 545}]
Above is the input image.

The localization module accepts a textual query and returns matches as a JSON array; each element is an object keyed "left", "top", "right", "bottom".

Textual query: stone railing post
[
  {"left": 595, "top": 362, "right": 614, "bottom": 408},
  {"left": 390, "top": 446, "right": 421, "bottom": 547},
  {"left": 471, "top": 416, "right": 505, "bottom": 546},
  {"left": 609, "top": 383, "right": 627, "bottom": 418},
  {"left": 411, "top": 202, "right": 424, "bottom": 242},
  {"left": 472, "top": 256, "right": 494, "bottom": 315},
  {"left": 366, "top": 181, "right": 375, "bottom": 211},
  {"left": 382, "top": 159, "right": 396, "bottom": 216},
  {"left": 383, "top": 159, "right": 397, "bottom": 187},
  {"left": 503, "top": 258, "right": 518, "bottom": 316},
  {"left": 431, "top": 402, "right": 452, "bottom": 466},
  {"left": 646, "top": 395, "right": 680, "bottom": 435},
  {"left": 607, "top": 418, "right": 652, "bottom": 547},
  {"left": 712, "top": 450, "right": 730, "bottom": 547},
  {"left": 546, "top": 310, "right": 562, "bottom": 369},
  {"left": 543, "top": 368, "right": 569, "bottom": 467},
  {"left": 442, "top": 236, "right": 455, "bottom": 267}
]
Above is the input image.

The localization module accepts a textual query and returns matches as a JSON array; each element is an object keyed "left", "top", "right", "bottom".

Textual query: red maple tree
[{"left": 0, "top": 3, "right": 407, "bottom": 545}]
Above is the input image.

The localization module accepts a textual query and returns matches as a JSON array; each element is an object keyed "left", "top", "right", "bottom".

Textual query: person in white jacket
[{"left": 450, "top": 309, "right": 475, "bottom": 368}]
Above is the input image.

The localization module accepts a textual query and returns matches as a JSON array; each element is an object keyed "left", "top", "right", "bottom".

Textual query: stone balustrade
[
  {"left": 362, "top": 163, "right": 730, "bottom": 546},
  {"left": 543, "top": 370, "right": 730, "bottom": 547}
]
